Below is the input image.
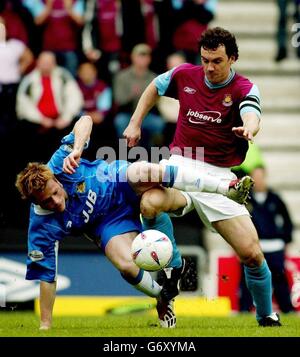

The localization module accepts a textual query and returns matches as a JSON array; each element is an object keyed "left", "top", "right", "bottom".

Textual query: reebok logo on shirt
[{"left": 183, "top": 86, "right": 196, "bottom": 94}]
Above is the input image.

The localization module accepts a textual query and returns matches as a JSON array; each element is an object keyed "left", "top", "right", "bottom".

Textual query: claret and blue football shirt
[{"left": 155, "top": 64, "right": 261, "bottom": 167}]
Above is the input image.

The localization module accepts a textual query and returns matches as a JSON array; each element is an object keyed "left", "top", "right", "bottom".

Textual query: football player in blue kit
[{"left": 16, "top": 115, "right": 252, "bottom": 330}]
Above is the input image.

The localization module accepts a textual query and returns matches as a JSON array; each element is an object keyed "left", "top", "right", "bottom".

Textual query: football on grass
[{"left": 131, "top": 229, "right": 173, "bottom": 271}]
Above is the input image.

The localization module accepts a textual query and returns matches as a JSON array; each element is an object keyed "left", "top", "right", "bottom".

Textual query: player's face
[
  {"left": 201, "top": 45, "right": 235, "bottom": 84},
  {"left": 34, "top": 178, "right": 67, "bottom": 212}
]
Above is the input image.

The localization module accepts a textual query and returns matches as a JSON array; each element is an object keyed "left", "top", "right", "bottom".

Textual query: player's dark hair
[{"left": 198, "top": 27, "right": 239, "bottom": 60}]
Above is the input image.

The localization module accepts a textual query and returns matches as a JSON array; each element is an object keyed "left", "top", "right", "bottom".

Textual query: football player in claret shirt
[
  {"left": 124, "top": 27, "right": 281, "bottom": 327},
  {"left": 16, "top": 115, "right": 252, "bottom": 330}
]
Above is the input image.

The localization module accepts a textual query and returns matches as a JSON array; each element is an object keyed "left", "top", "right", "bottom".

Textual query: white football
[{"left": 131, "top": 230, "right": 173, "bottom": 271}]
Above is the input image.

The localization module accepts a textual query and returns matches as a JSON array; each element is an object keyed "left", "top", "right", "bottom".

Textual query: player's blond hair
[{"left": 15, "top": 162, "right": 54, "bottom": 200}]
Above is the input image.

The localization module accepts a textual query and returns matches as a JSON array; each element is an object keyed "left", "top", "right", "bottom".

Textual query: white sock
[
  {"left": 134, "top": 270, "right": 161, "bottom": 298},
  {"left": 171, "top": 166, "right": 230, "bottom": 195}
]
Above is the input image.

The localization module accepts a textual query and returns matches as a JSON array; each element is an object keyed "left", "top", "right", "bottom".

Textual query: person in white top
[
  {"left": 0, "top": 15, "right": 33, "bottom": 133},
  {"left": 0, "top": 15, "right": 33, "bottom": 228},
  {"left": 0, "top": 16, "right": 33, "bottom": 85}
]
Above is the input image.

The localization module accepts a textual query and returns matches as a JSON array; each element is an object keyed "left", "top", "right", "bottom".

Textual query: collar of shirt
[{"left": 204, "top": 68, "right": 235, "bottom": 89}]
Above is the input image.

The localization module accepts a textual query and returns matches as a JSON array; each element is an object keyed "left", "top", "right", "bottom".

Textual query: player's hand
[
  {"left": 39, "top": 324, "right": 51, "bottom": 331},
  {"left": 63, "top": 148, "right": 82, "bottom": 174},
  {"left": 123, "top": 123, "right": 141, "bottom": 147},
  {"left": 63, "top": 0, "right": 72, "bottom": 10},
  {"left": 55, "top": 117, "right": 70, "bottom": 130},
  {"left": 85, "top": 49, "right": 102, "bottom": 62},
  {"left": 232, "top": 126, "right": 254, "bottom": 142},
  {"left": 41, "top": 117, "right": 54, "bottom": 129}
]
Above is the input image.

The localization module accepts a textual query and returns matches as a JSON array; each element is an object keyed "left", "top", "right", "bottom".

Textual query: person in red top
[
  {"left": 24, "top": 0, "right": 84, "bottom": 76},
  {"left": 77, "top": 61, "right": 116, "bottom": 158},
  {"left": 82, "top": 0, "right": 122, "bottom": 84},
  {"left": 77, "top": 62, "right": 112, "bottom": 125},
  {"left": 124, "top": 27, "right": 281, "bottom": 327}
]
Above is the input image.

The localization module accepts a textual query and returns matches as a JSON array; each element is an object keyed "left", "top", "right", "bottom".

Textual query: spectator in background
[
  {"left": 16, "top": 51, "right": 83, "bottom": 162},
  {"left": 77, "top": 61, "right": 116, "bottom": 159},
  {"left": 0, "top": 15, "right": 34, "bottom": 227},
  {"left": 121, "top": 0, "right": 159, "bottom": 55},
  {"left": 0, "top": 0, "right": 34, "bottom": 48},
  {"left": 172, "top": 0, "right": 217, "bottom": 64},
  {"left": 24, "top": 0, "right": 84, "bottom": 76},
  {"left": 274, "top": 0, "right": 300, "bottom": 61},
  {"left": 240, "top": 166, "right": 295, "bottom": 313},
  {"left": 232, "top": 142, "right": 266, "bottom": 179},
  {"left": 77, "top": 62, "right": 112, "bottom": 125},
  {"left": 82, "top": 0, "right": 122, "bottom": 83},
  {"left": 82, "top": 0, "right": 160, "bottom": 82},
  {"left": 155, "top": 0, "right": 217, "bottom": 66},
  {"left": 113, "top": 43, "right": 164, "bottom": 151},
  {"left": 157, "top": 51, "right": 186, "bottom": 146},
  {"left": 0, "top": 16, "right": 34, "bottom": 137}
]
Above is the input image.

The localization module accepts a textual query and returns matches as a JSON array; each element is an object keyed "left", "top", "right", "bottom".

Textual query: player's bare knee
[
  {"left": 241, "top": 247, "right": 264, "bottom": 267},
  {"left": 140, "top": 189, "right": 164, "bottom": 218},
  {"left": 118, "top": 259, "right": 137, "bottom": 276}
]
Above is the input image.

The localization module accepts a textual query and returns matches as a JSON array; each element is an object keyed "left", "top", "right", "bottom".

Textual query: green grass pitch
[{"left": 0, "top": 312, "right": 299, "bottom": 337}]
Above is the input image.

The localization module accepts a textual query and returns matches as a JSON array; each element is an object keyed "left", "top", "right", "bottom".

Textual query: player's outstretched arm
[
  {"left": 63, "top": 115, "right": 93, "bottom": 174},
  {"left": 232, "top": 112, "right": 260, "bottom": 142},
  {"left": 123, "top": 81, "right": 159, "bottom": 147},
  {"left": 39, "top": 281, "right": 57, "bottom": 330}
]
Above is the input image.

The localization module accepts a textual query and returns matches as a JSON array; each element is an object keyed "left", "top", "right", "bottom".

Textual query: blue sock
[
  {"left": 244, "top": 260, "right": 273, "bottom": 320},
  {"left": 141, "top": 212, "right": 182, "bottom": 269}
]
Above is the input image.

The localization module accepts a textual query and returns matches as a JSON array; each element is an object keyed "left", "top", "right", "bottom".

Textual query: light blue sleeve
[
  {"left": 47, "top": 132, "right": 89, "bottom": 175},
  {"left": 23, "top": 0, "right": 45, "bottom": 18},
  {"left": 26, "top": 205, "right": 65, "bottom": 282},
  {"left": 96, "top": 88, "right": 112, "bottom": 112},
  {"left": 204, "top": 0, "right": 218, "bottom": 14},
  {"left": 154, "top": 68, "right": 176, "bottom": 96},
  {"left": 240, "top": 84, "right": 262, "bottom": 118},
  {"left": 73, "top": 0, "right": 84, "bottom": 15},
  {"left": 171, "top": 0, "right": 184, "bottom": 10}
]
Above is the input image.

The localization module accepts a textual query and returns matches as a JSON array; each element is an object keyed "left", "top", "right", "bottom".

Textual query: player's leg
[
  {"left": 104, "top": 232, "right": 176, "bottom": 328},
  {"left": 140, "top": 187, "right": 188, "bottom": 218},
  {"left": 114, "top": 161, "right": 186, "bottom": 274},
  {"left": 213, "top": 216, "right": 281, "bottom": 326},
  {"left": 140, "top": 187, "right": 196, "bottom": 301},
  {"left": 127, "top": 161, "right": 253, "bottom": 204},
  {"left": 105, "top": 232, "right": 161, "bottom": 297},
  {"left": 184, "top": 186, "right": 281, "bottom": 327},
  {"left": 140, "top": 187, "right": 186, "bottom": 272},
  {"left": 141, "top": 213, "right": 182, "bottom": 269}
]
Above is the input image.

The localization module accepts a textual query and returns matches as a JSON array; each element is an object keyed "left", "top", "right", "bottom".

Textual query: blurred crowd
[{"left": 0, "top": 0, "right": 218, "bottom": 228}]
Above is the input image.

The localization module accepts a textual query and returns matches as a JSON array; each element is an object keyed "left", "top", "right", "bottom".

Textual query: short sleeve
[
  {"left": 26, "top": 205, "right": 66, "bottom": 282},
  {"left": 47, "top": 132, "right": 89, "bottom": 176}
]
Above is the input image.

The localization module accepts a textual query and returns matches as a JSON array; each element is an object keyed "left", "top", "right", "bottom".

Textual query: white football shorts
[{"left": 161, "top": 155, "right": 250, "bottom": 232}]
